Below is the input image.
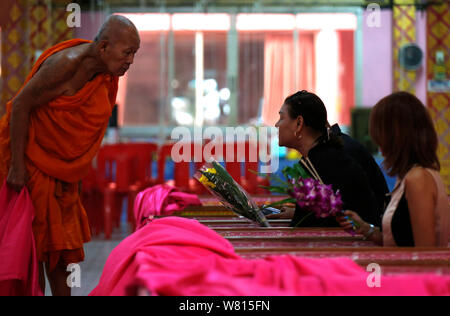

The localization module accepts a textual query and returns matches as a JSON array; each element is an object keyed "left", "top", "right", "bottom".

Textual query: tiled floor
[{"left": 44, "top": 224, "right": 129, "bottom": 296}]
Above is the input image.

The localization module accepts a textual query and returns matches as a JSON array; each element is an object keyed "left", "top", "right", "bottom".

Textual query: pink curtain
[
  {"left": 116, "top": 74, "right": 127, "bottom": 126},
  {"left": 298, "top": 32, "right": 316, "bottom": 94},
  {"left": 262, "top": 32, "right": 316, "bottom": 126},
  {"left": 337, "top": 30, "right": 355, "bottom": 126},
  {"left": 262, "top": 33, "right": 295, "bottom": 127}
]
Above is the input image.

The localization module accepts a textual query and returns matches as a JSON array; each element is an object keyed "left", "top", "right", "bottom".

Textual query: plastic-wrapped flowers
[{"left": 195, "top": 160, "right": 270, "bottom": 227}]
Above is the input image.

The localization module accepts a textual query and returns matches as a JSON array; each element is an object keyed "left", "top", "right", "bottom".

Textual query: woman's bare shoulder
[{"left": 404, "top": 166, "right": 437, "bottom": 196}]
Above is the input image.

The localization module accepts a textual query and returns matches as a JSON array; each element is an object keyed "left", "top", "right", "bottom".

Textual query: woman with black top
[
  {"left": 329, "top": 123, "right": 390, "bottom": 213},
  {"left": 338, "top": 92, "right": 449, "bottom": 247},
  {"left": 271, "top": 90, "right": 382, "bottom": 227}
]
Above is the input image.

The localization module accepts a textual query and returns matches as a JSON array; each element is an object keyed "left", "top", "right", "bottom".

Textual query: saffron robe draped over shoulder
[{"left": 0, "top": 39, "right": 118, "bottom": 271}]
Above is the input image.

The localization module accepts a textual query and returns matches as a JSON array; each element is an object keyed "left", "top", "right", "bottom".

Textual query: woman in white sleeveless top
[{"left": 338, "top": 92, "right": 449, "bottom": 247}]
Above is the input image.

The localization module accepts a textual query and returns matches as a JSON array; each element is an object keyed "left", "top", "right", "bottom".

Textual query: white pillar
[
  {"left": 195, "top": 31, "right": 204, "bottom": 127},
  {"left": 315, "top": 28, "right": 338, "bottom": 125}
]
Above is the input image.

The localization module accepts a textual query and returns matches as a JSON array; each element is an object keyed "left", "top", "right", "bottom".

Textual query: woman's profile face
[{"left": 275, "top": 103, "right": 298, "bottom": 148}]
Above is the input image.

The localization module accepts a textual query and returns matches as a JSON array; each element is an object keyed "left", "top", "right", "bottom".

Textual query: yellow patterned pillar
[
  {"left": 0, "top": 1, "right": 74, "bottom": 116},
  {"left": 51, "top": 5, "right": 75, "bottom": 45},
  {"left": 392, "top": 0, "right": 417, "bottom": 93},
  {"left": 0, "top": 0, "right": 30, "bottom": 115},
  {"left": 427, "top": 2, "right": 450, "bottom": 195},
  {"left": 29, "top": 0, "right": 51, "bottom": 66}
]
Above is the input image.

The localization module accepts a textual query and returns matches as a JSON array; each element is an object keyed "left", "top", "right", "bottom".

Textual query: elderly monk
[{"left": 0, "top": 15, "right": 140, "bottom": 296}]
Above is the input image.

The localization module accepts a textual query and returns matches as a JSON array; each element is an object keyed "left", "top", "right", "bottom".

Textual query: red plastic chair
[
  {"left": 96, "top": 143, "right": 158, "bottom": 239},
  {"left": 156, "top": 140, "right": 270, "bottom": 196},
  {"left": 188, "top": 139, "right": 270, "bottom": 194},
  {"left": 157, "top": 142, "right": 208, "bottom": 195},
  {"left": 81, "top": 164, "right": 103, "bottom": 236},
  {"left": 220, "top": 141, "right": 270, "bottom": 194},
  {"left": 119, "top": 143, "right": 159, "bottom": 231}
]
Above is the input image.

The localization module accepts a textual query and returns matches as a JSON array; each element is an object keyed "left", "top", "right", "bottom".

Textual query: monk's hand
[
  {"left": 7, "top": 162, "right": 29, "bottom": 192},
  {"left": 266, "top": 206, "right": 295, "bottom": 219}
]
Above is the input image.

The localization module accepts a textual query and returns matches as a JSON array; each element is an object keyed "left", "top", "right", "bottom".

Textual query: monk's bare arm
[{"left": 7, "top": 54, "right": 77, "bottom": 191}]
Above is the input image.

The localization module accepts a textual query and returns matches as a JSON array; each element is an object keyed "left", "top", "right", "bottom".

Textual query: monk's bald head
[
  {"left": 95, "top": 15, "right": 139, "bottom": 44},
  {"left": 95, "top": 15, "right": 140, "bottom": 77}
]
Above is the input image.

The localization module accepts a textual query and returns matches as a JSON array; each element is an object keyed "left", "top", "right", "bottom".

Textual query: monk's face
[{"left": 101, "top": 30, "right": 140, "bottom": 77}]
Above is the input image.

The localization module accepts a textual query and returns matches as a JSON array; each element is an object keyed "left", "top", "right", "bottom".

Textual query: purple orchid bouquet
[
  {"left": 261, "top": 163, "right": 354, "bottom": 231},
  {"left": 291, "top": 177, "right": 343, "bottom": 222}
]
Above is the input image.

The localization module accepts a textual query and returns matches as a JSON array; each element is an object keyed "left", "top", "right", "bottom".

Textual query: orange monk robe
[{"left": 0, "top": 39, "right": 118, "bottom": 271}]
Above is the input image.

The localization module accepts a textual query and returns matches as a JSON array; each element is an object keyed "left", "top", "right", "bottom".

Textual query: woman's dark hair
[
  {"left": 284, "top": 90, "right": 342, "bottom": 147},
  {"left": 369, "top": 91, "right": 440, "bottom": 178}
]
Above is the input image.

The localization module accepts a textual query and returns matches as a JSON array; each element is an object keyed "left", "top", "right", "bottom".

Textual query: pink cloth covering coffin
[
  {"left": 133, "top": 184, "right": 202, "bottom": 230},
  {"left": 0, "top": 181, "right": 42, "bottom": 296},
  {"left": 90, "top": 217, "right": 450, "bottom": 296}
]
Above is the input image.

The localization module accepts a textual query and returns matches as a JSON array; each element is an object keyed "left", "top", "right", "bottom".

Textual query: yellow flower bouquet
[{"left": 195, "top": 160, "right": 270, "bottom": 227}]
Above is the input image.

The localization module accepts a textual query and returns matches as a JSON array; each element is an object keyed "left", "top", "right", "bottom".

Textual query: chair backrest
[
  {"left": 157, "top": 143, "right": 174, "bottom": 185},
  {"left": 97, "top": 144, "right": 128, "bottom": 191},
  {"left": 81, "top": 164, "right": 98, "bottom": 192},
  {"left": 97, "top": 143, "right": 158, "bottom": 191},
  {"left": 157, "top": 140, "right": 269, "bottom": 193},
  {"left": 121, "top": 143, "right": 158, "bottom": 185},
  {"left": 215, "top": 141, "right": 259, "bottom": 184},
  {"left": 158, "top": 142, "right": 205, "bottom": 191}
]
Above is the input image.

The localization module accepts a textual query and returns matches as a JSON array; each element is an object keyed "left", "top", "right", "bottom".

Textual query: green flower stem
[
  {"left": 263, "top": 198, "right": 297, "bottom": 208},
  {"left": 294, "top": 211, "right": 314, "bottom": 228}
]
